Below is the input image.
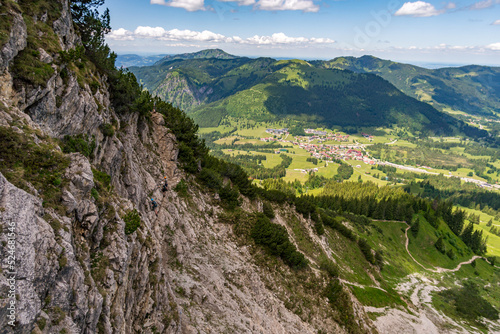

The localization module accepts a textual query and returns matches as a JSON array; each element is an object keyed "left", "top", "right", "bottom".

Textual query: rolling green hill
[
  {"left": 318, "top": 55, "right": 500, "bottom": 116},
  {"left": 130, "top": 50, "right": 489, "bottom": 137},
  {"left": 130, "top": 50, "right": 278, "bottom": 112},
  {"left": 190, "top": 60, "right": 460, "bottom": 135}
]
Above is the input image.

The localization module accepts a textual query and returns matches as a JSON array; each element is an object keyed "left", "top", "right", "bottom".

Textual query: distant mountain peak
[{"left": 155, "top": 49, "right": 239, "bottom": 65}]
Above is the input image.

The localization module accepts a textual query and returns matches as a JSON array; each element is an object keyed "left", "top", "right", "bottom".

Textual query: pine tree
[
  {"left": 435, "top": 236, "right": 446, "bottom": 254},
  {"left": 410, "top": 218, "right": 420, "bottom": 237}
]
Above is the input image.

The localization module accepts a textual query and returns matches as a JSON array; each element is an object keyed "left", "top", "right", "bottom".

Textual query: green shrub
[
  {"left": 100, "top": 123, "right": 114, "bottom": 137},
  {"left": 358, "top": 238, "right": 375, "bottom": 265},
  {"left": 324, "top": 279, "right": 357, "bottom": 333},
  {"left": 61, "top": 134, "right": 96, "bottom": 158},
  {"left": 198, "top": 168, "right": 222, "bottom": 190},
  {"left": 123, "top": 209, "right": 141, "bottom": 235},
  {"left": 251, "top": 215, "right": 308, "bottom": 269},
  {"left": 0, "top": 126, "right": 69, "bottom": 213},
  {"left": 91, "top": 188, "right": 99, "bottom": 201},
  {"left": 435, "top": 236, "right": 446, "bottom": 254},
  {"left": 53, "top": 177, "right": 62, "bottom": 186},
  {"left": 446, "top": 248, "right": 456, "bottom": 260},
  {"left": 37, "top": 317, "right": 47, "bottom": 330},
  {"left": 90, "top": 80, "right": 100, "bottom": 93},
  {"left": 262, "top": 201, "right": 275, "bottom": 219},
  {"left": 174, "top": 179, "right": 189, "bottom": 198},
  {"left": 319, "top": 255, "right": 339, "bottom": 278},
  {"left": 92, "top": 168, "right": 111, "bottom": 190},
  {"left": 314, "top": 218, "right": 325, "bottom": 235},
  {"left": 218, "top": 184, "right": 239, "bottom": 210},
  {"left": 439, "top": 282, "right": 498, "bottom": 322}
]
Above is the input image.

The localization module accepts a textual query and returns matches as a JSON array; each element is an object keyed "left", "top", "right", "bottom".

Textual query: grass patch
[
  {"left": 123, "top": 209, "right": 141, "bottom": 235},
  {"left": 61, "top": 134, "right": 96, "bottom": 158},
  {"left": 350, "top": 286, "right": 406, "bottom": 308},
  {"left": 0, "top": 1, "right": 20, "bottom": 48},
  {"left": 407, "top": 214, "right": 472, "bottom": 269},
  {"left": 436, "top": 282, "right": 498, "bottom": 328},
  {"left": 0, "top": 126, "right": 69, "bottom": 214},
  {"left": 174, "top": 179, "right": 189, "bottom": 198}
]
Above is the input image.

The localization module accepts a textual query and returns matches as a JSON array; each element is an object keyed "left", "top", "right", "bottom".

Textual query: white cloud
[
  {"left": 310, "top": 37, "right": 336, "bottom": 44},
  {"left": 256, "top": 0, "right": 319, "bottom": 12},
  {"left": 486, "top": 42, "right": 500, "bottom": 50},
  {"left": 107, "top": 28, "right": 134, "bottom": 41},
  {"left": 131, "top": 26, "right": 229, "bottom": 42},
  {"left": 245, "top": 32, "right": 334, "bottom": 45},
  {"left": 467, "top": 0, "right": 500, "bottom": 10},
  {"left": 151, "top": 0, "right": 321, "bottom": 11},
  {"left": 395, "top": 1, "right": 445, "bottom": 17},
  {"left": 246, "top": 33, "right": 307, "bottom": 44},
  {"left": 218, "top": 0, "right": 256, "bottom": 5},
  {"left": 151, "top": 0, "right": 205, "bottom": 11},
  {"left": 493, "top": 19, "right": 500, "bottom": 24},
  {"left": 391, "top": 43, "right": 500, "bottom": 53},
  {"left": 107, "top": 27, "right": 334, "bottom": 47},
  {"left": 134, "top": 26, "right": 166, "bottom": 38}
]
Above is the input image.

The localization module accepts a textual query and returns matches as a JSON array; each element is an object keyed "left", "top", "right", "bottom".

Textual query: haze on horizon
[{"left": 103, "top": 0, "right": 500, "bottom": 66}]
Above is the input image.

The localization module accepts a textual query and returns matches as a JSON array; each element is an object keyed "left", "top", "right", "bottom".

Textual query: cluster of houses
[
  {"left": 265, "top": 128, "right": 288, "bottom": 135},
  {"left": 361, "top": 132, "right": 375, "bottom": 141},
  {"left": 261, "top": 128, "right": 349, "bottom": 144},
  {"left": 295, "top": 167, "right": 319, "bottom": 174},
  {"left": 299, "top": 143, "right": 376, "bottom": 164},
  {"left": 259, "top": 128, "right": 375, "bottom": 163},
  {"left": 304, "top": 129, "right": 327, "bottom": 136}
]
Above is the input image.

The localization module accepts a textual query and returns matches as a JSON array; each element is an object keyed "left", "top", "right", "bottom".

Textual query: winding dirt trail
[
  {"left": 402, "top": 224, "right": 483, "bottom": 273},
  {"left": 373, "top": 219, "right": 487, "bottom": 273}
]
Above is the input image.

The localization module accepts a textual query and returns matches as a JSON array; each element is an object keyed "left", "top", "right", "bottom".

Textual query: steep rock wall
[{"left": 0, "top": 1, "right": 378, "bottom": 333}]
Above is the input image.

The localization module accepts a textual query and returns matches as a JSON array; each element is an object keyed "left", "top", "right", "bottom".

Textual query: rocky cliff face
[{"left": 0, "top": 1, "right": 375, "bottom": 333}]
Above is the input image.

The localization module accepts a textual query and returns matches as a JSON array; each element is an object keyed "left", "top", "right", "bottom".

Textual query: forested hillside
[
  {"left": 130, "top": 51, "right": 489, "bottom": 137},
  {"left": 319, "top": 55, "right": 500, "bottom": 116}
]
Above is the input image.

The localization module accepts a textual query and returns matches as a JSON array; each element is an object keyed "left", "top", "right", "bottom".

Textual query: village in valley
[
  {"left": 260, "top": 128, "right": 377, "bottom": 167},
  {"left": 210, "top": 123, "right": 500, "bottom": 192}
]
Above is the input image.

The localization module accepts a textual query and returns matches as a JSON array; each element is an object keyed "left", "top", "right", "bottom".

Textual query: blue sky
[{"left": 103, "top": 0, "right": 500, "bottom": 65}]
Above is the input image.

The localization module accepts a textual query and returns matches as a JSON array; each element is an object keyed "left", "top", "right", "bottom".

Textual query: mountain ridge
[
  {"left": 320, "top": 55, "right": 500, "bottom": 116},
  {"left": 130, "top": 50, "right": 487, "bottom": 137},
  {"left": 130, "top": 50, "right": 500, "bottom": 123}
]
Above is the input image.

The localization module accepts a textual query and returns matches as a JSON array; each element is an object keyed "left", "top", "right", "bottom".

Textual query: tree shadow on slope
[{"left": 262, "top": 72, "right": 454, "bottom": 134}]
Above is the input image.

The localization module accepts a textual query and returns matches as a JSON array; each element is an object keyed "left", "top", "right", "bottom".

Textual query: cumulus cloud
[
  {"left": 131, "top": 26, "right": 229, "bottom": 42},
  {"left": 395, "top": 1, "right": 445, "bottom": 17},
  {"left": 107, "top": 27, "right": 334, "bottom": 47},
  {"left": 246, "top": 33, "right": 307, "bottom": 44},
  {"left": 486, "top": 42, "right": 500, "bottom": 50},
  {"left": 218, "top": 0, "right": 256, "bottom": 5},
  {"left": 493, "top": 19, "right": 500, "bottom": 24},
  {"left": 256, "top": 0, "right": 319, "bottom": 12},
  {"left": 467, "top": 0, "right": 500, "bottom": 10},
  {"left": 393, "top": 43, "right": 500, "bottom": 53},
  {"left": 151, "top": 0, "right": 205, "bottom": 12},
  {"left": 151, "top": 0, "right": 320, "bottom": 11},
  {"left": 107, "top": 28, "right": 134, "bottom": 41}
]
